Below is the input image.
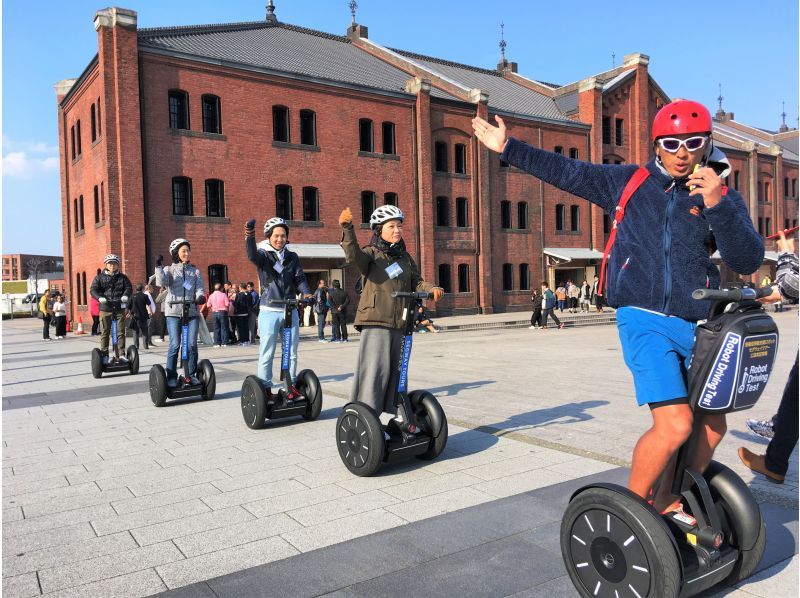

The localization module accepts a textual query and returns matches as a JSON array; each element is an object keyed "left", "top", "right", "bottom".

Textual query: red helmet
[{"left": 651, "top": 100, "right": 712, "bottom": 141}]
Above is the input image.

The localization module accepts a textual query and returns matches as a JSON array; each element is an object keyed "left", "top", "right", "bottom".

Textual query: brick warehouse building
[{"left": 56, "top": 6, "right": 798, "bottom": 323}]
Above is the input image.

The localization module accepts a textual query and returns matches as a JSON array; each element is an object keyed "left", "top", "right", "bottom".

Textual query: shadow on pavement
[{"left": 425, "top": 379, "right": 496, "bottom": 397}]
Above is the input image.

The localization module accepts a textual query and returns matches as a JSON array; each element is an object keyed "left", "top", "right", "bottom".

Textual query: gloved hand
[
  {"left": 245, "top": 218, "right": 256, "bottom": 230},
  {"left": 196, "top": 295, "right": 206, "bottom": 305},
  {"left": 156, "top": 255, "right": 163, "bottom": 267},
  {"left": 99, "top": 297, "right": 107, "bottom": 304},
  {"left": 121, "top": 295, "right": 129, "bottom": 303},
  {"left": 339, "top": 207, "right": 353, "bottom": 227},
  {"left": 431, "top": 287, "right": 445, "bottom": 301}
]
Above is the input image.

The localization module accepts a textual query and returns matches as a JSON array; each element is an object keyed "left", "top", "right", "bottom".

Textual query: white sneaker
[{"left": 528, "top": 326, "right": 536, "bottom": 329}]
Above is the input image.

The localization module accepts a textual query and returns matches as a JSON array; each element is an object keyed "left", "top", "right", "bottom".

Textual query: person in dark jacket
[
  {"left": 474, "top": 99, "right": 763, "bottom": 522},
  {"left": 529, "top": 289, "right": 543, "bottom": 329},
  {"left": 233, "top": 283, "right": 252, "bottom": 345},
  {"left": 328, "top": 279, "right": 350, "bottom": 342},
  {"left": 131, "top": 283, "right": 152, "bottom": 350},
  {"left": 90, "top": 254, "right": 133, "bottom": 362},
  {"left": 313, "top": 280, "right": 330, "bottom": 342},
  {"left": 339, "top": 205, "right": 444, "bottom": 416},
  {"left": 245, "top": 217, "right": 312, "bottom": 398}
]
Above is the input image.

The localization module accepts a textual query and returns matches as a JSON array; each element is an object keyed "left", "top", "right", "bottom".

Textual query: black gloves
[
  {"left": 245, "top": 219, "right": 256, "bottom": 230},
  {"left": 245, "top": 219, "right": 256, "bottom": 238}
]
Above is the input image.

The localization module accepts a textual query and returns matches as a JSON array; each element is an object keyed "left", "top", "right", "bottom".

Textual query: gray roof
[
  {"left": 138, "top": 22, "right": 427, "bottom": 98},
  {"left": 555, "top": 92, "right": 578, "bottom": 114}
]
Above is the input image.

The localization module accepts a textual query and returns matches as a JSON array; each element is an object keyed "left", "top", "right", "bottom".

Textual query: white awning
[
  {"left": 710, "top": 251, "right": 779, "bottom": 263},
  {"left": 257, "top": 241, "right": 345, "bottom": 259},
  {"left": 543, "top": 248, "right": 604, "bottom": 263}
]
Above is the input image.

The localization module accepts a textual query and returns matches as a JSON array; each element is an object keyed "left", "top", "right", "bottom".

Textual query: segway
[
  {"left": 561, "top": 286, "right": 778, "bottom": 597},
  {"left": 336, "top": 291, "right": 448, "bottom": 477},
  {"left": 91, "top": 300, "right": 139, "bottom": 378},
  {"left": 149, "top": 298, "right": 215, "bottom": 407},
  {"left": 241, "top": 298, "right": 322, "bottom": 428}
]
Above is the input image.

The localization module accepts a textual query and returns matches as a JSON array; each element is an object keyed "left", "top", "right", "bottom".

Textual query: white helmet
[
  {"left": 370, "top": 205, "right": 404, "bottom": 229},
  {"left": 169, "top": 238, "right": 190, "bottom": 260},
  {"left": 103, "top": 254, "right": 120, "bottom": 265},
  {"left": 264, "top": 217, "right": 289, "bottom": 237}
]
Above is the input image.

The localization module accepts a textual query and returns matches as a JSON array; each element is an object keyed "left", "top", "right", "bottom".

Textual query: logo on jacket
[{"left": 689, "top": 206, "right": 701, "bottom": 217}]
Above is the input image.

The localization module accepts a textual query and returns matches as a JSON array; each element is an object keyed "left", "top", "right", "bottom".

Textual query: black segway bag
[{"left": 687, "top": 302, "right": 779, "bottom": 413}]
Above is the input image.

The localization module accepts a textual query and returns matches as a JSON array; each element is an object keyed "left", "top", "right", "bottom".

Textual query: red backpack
[{"left": 597, "top": 167, "right": 650, "bottom": 297}]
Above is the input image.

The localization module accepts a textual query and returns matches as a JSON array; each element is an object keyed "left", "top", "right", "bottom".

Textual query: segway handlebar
[
  {"left": 692, "top": 286, "right": 773, "bottom": 302},
  {"left": 391, "top": 291, "right": 431, "bottom": 300}
]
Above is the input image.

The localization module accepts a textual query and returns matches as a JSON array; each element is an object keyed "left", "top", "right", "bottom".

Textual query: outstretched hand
[
  {"left": 339, "top": 207, "right": 353, "bottom": 227},
  {"left": 471, "top": 116, "right": 508, "bottom": 154},
  {"left": 431, "top": 287, "right": 445, "bottom": 302}
]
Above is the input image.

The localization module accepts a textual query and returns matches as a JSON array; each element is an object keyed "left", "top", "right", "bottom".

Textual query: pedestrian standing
[
  {"left": 233, "top": 283, "right": 251, "bottom": 345},
  {"left": 555, "top": 283, "right": 567, "bottom": 312},
  {"left": 579, "top": 279, "right": 591, "bottom": 312},
  {"left": 567, "top": 280, "right": 580, "bottom": 313},
  {"left": 207, "top": 283, "right": 230, "bottom": 348},
  {"left": 53, "top": 293, "right": 68, "bottom": 338},
  {"left": 247, "top": 282, "right": 259, "bottom": 342},
  {"left": 314, "top": 279, "right": 329, "bottom": 342},
  {"left": 328, "top": 279, "right": 350, "bottom": 342},
  {"left": 39, "top": 292, "right": 53, "bottom": 340},
  {"left": 131, "top": 283, "right": 152, "bottom": 350},
  {"left": 591, "top": 275, "right": 604, "bottom": 313}
]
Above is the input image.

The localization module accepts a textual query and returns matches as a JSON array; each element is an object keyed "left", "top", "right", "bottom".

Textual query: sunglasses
[{"left": 656, "top": 136, "right": 708, "bottom": 153}]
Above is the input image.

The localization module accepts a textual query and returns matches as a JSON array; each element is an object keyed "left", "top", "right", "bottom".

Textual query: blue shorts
[{"left": 616, "top": 307, "right": 697, "bottom": 406}]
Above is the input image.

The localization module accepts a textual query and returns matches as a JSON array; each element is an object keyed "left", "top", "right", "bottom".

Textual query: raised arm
[
  {"left": 244, "top": 219, "right": 273, "bottom": 279},
  {"left": 339, "top": 207, "right": 374, "bottom": 275}
]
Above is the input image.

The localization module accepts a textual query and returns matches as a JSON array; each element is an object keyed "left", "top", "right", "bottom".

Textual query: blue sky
[{"left": 3, "top": 0, "right": 798, "bottom": 256}]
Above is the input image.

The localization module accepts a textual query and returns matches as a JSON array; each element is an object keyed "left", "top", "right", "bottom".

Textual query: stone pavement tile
[
  {"left": 23, "top": 486, "right": 133, "bottom": 519},
  {"left": 65, "top": 460, "right": 161, "bottom": 486},
  {"left": 111, "top": 483, "right": 220, "bottom": 515},
  {"left": 173, "top": 513, "right": 301, "bottom": 557},
  {"left": 98, "top": 465, "right": 227, "bottom": 495},
  {"left": 3, "top": 482, "right": 103, "bottom": 511},
  {"left": 315, "top": 590, "right": 359, "bottom": 598},
  {"left": 268, "top": 436, "right": 332, "bottom": 458},
  {"left": 91, "top": 439, "right": 184, "bottom": 461},
  {"left": 461, "top": 451, "right": 577, "bottom": 482},
  {"left": 212, "top": 463, "right": 308, "bottom": 493},
  {"left": 421, "top": 443, "right": 537, "bottom": 476},
  {"left": 218, "top": 453, "right": 308, "bottom": 485},
  {"left": 131, "top": 506, "right": 254, "bottom": 546},
  {"left": 201, "top": 479, "right": 308, "bottom": 511},
  {"left": 381, "top": 471, "right": 482, "bottom": 501},
  {"left": 3, "top": 503, "right": 116, "bottom": 539},
  {"left": 348, "top": 533, "right": 564, "bottom": 598},
  {"left": 295, "top": 455, "right": 344, "bottom": 474},
  {"left": 4, "top": 506, "right": 24, "bottom": 522},
  {"left": 287, "top": 489, "right": 396, "bottom": 527},
  {"left": 285, "top": 465, "right": 355, "bottom": 489},
  {"left": 2, "top": 523, "right": 96, "bottom": 558},
  {"left": 280, "top": 508, "right": 408, "bottom": 553},
  {"left": 5, "top": 438, "right": 68, "bottom": 456},
  {"left": 335, "top": 463, "right": 436, "bottom": 495},
  {"left": 39, "top": 568, "right": 167, "bottom": 598},
  {"left": 90, "top": 499, "right": 210, "bottom": 537},
  {"left": 150, "top": 581, "right": 218, "bottom": 598},
  {"left": 2, "top": 531, "right": 137, "bottom": 578},
  {"left": 37, "top": 541, "right": 182, "bottom": 594},
  {"left": 473, "top": 468, "right": 570, "bottom": 499},
  {"left": 384, "top": 486, "right": 496, "bottom": 523},
  {"left": 154, "top": 445, "right": 252, "bottom": 472},
  {"left": 205, "top": 526, "right": 428, "bottom": 598},
  {"left": 243, "top": 484, "right": 353, "bottom": 519},
  {"left": 4, "top": 449, "right": 96, "bottom": 472},
  {"left": 1, "top": 572, "right": 40, "bottom": 598},
  {"left": 156, "top": 536, "right": 298, "bottom": 589},
  {"left": 165, "top": 436, "right": 251, "bottom": 457},
  {"left": 4, "top": 465, "right": 86, "bottom": 489},
  {"left": 2, "top": 444, "right": 53, "bottom": 461}
]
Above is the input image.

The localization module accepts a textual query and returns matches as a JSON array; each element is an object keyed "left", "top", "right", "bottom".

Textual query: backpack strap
[{"left": 597, "top": 167, "right": 650, "bottom": 297}]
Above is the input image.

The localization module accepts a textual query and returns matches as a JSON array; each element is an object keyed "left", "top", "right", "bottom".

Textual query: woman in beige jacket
[{"left": 339, "top": 205, "right": 444, "bottom": 415}]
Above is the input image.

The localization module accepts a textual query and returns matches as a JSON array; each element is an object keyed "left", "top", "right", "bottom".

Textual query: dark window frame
[
  {"left": 454, "top": 143, "right": 467, "bottom": 174},
  {"left": 434, "top": 141, "right": 448, "bottom": 172},
  {"left": 302, "top": 186, "right": 319, "bottom": 222},
  {"left": 436, "top": 196, "right": 450, "bottom": 227},
  {"left": 300, "top": 109, "right": 317, "bottom": 146},
  {"left": 172, "top": 177, "right": 193, "bottom": 216},
  {"left": 205, "top": 179, "right": 225, "bottom": 217},
  {"left": 556, "top": 204, "right": 566, "bottom": 231},
  {"left": 517, "top": 201, "right": 528, "bottom": 229},
  {"left": 361, "top": 190, "right": 376, "bottom": 224},
  {"left": 457, "top": 263, "right": 470, "bottom": 292},
  {"left": 456, "top": 197, "right": 468, "bottom": 228},
  {"left": 168, "top": 90, "right": 190, "bottom": 130},
  {"left": 570, "top": 205, "right": 580, "bottom": 232},
  {"left": 359, "top": 118, "right": 373, "bottom": 152},
  {"left": 273, "top": 105, "right": 290, "bottom": 142},
  {"left": 70, "top": 126, "right": 76, "bottom": 160},
  {"left": 275, "top": 185, "right": 293, "bottom": 220},
  {"left": 500, "top": 200, "right": 512, "bottom": 229},
  {"left": 383, "top": 192, "right": 398, "bottom": 207},
  {"left": 569, "top": 147, "right": 579, "bottom": 159},
  {"left": 519, "top": 263, "right": 530, "bottom": 291},
  {"left": 438, "top": 264, "right": 452, "bottom": 294},
  {"left": 615, "top": 118, "right": 624, "bottom": 146},
  {"left": 90, "top": 104, "right": 97, "bottom": 142},
  {"left": 602, "top": 116, "right": 611, "bottom": 144},
  {"left": 97, "top": 97, "right": 101, "bottom": 136},
  {"left": 381, "top": 121, "right": 396, "bottom": 155},
  {"left": 208, "top": 264, "right": 228, "bottom": 288},
  {"left": 93, "top": 185, "right": 100, "bottom": 223},
  {"left": 78, "top": 195, "right": 84, "bottom": 230},
  {"left": 201, "top": 94, "right": 222, "bottom": 134},
  {"left": 502, "top": 263, "right": 513, "bottom": 291},
  {"left": 554, "top": 146, "right": 563, "bottom": 155},
  {"left": 76, "top": 120, "right": 82, "bottom": 155}
]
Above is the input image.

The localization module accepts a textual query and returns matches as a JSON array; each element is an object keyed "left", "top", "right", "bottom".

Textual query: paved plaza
[{"left": 1, "top": 311, "right": 797, "bottom": 597}]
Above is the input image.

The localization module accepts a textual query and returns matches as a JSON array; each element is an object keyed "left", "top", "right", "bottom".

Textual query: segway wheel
[
  {"left": 91, "top": 348, "right": 103, "bottom": 379},
  {"left": 199, "top": 359, "right": 215, "bottom": 400},
  {"left": 336, "top": 403, "right": 384, "bottom": 477},
  {"left": 561, "top": 486, "right": 681, "bottom": 598},
  {"left": 297, "top": 369, "right": 322, "bottom": 421},
  {"left": 127, "top": 346, "right": 139, "bottom": 375},
  {"left": 704, "top": 460, "right": 767, "bottom": 587},
  {"left": 149, "top": 365, "right": 168, "bottom": 407},
  {"left": 409, "top": 390, "right": 448, "bottom": 460},
  {"left": 241, "top": 375, "right": 267, "bottom": 429}
]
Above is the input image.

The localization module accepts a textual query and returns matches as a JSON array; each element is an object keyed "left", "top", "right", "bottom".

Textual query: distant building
[{"left": 2, "top": 254, "right": 64, "bottom": 282}]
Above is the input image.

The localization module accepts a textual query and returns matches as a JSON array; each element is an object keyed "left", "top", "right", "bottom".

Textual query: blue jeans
[
  {"left": 258, "top": 308, "right": 299, "bottom": 387},
  {"left": 213, "top": 311, "right": 230, "bottom": 345},
  {"left": 166, "top": 316, "right": 199, "bottom": 379},
  {"left": 317, "top": 309, "right": 328, "bottom": 339}
]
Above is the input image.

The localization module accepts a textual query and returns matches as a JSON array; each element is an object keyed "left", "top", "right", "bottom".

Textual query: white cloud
[{"left": 2, "top": 137, "right": 60, "bottom": 179}]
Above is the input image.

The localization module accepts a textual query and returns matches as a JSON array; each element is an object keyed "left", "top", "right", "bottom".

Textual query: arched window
[
  {"left": 569, "top": 148, "right": 579, "bottom": 159},
  {"left": 436, "top": 196, "right": 450, "bottom": 227},
  {"left": 168, "top": 90, "right": 189, "bottom": 129},
  {"left": 93, "top": 185, "right": 100, "bottom": 223},
  {"left": 456, "top": 197, "right": 468, "bottom": 228},
  {"left": 556, "top": 204, "right": 566, "bottom": 231},
  {"left": 300, "top": 109, "right": 317, "bottom": 145},
  {"left": 202, "top": 94, "right": 222, "bottom": 134},
  {"left": 438, "top": 264, "right": 452, "bottom": 293},
  {"left": 454, "top": 143, "right": 467, "bottom": 174},
  {"left": 434, "top": 141, "right": 448, "bottom": 172},
  {"left": 359, "top": 118, "right": 373, "bottom": 152},
  {"left": 554, "top": 146, "right": 563, "bottom": 155},
  {"left": 570, "top": 205, "right": 580, "bottom": 232},
  {"left": 502, "top": 264, "right": 513, "bottom": 291},
  {"left": 519, "top": 264, "right": 530, "bottom": 291},
  {"left": 208, "top": 264, "right": 228, "bottom": 288},
  {"left": 273, "top": 105, "right": 290, "bottom": 142},
  {"left": 383, "top": 192, "right": 398, "bottom": 207},
  {"left": 90, "top": 104, "right": 97, "bottom": 142},
  {"left": 500, "top": 201, "right": 511, "bottom": 229},
  {"left": 517, "top": 202, "right": 528, "bottom": 229},
  {"left": 302, "top": 187, "right": 319, "bottom": 221},
  {"left": 361, "top": 191, "right": 376, "bottom": 223},
  {"left": 205, "top": 179, "right": 224, "bottom": 217},
  {"left": 82, "top": 272, "right": 87, "bottom": 305},
  {"left": 275, "top": 185, "right": 293, "bottom": 220},
  {"left": 382, "top": 122, "right": 396, "bottom": 154},
  {"left": 172, "top": 177, "right": 193, "bottom": 216},
  {"left": 458, "top": 264, "right": 470, "bottom": 292}
]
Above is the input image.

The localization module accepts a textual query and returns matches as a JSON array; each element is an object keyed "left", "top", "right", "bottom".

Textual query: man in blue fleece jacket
[{"left": 473, "top": 100, "right": 763, "bottom": 521}]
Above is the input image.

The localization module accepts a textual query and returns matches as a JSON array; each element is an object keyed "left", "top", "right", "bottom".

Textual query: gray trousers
[{"left": 351, "top": 326, "right": 404, "bottom": 415}]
